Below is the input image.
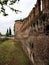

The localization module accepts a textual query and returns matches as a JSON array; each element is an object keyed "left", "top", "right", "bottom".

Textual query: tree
[
  {"left": 9, "top": 28, "right": 12, "bottom": 36},
  {"left": 6, "top": 29, "right": 9, "bottom": 36},
  {"left": 0, "top": 0, "right": 20, "bottom": 16},
  {"left": 0, "top": 32, "right": 2, "bottom": 36}
]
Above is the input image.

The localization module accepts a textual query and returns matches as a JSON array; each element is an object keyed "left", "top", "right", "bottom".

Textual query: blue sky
[{"left": 0, "top": 0, "right": 37, "bottom": 35}]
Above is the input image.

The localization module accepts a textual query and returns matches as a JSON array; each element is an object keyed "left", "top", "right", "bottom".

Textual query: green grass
[
  {"left": 0, "top": 40, "right": 32, "bottom": 65},
  {"left": 0, "top": 41, "right": 3, "bottom": 44}
]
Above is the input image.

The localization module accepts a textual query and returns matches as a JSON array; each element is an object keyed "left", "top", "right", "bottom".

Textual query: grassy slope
[{"left": 0, "top": 40, "right": 32, "bottom": 65}]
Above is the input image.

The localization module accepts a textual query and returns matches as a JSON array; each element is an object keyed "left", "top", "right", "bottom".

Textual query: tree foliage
[
  {"left": 0, "top": 32, "right": 2, "bottom": 36},
  {"left": 0, "top": 0, "right": 20, "bottom": 16},
  {"left": 9, "top": 28, "right": 12, "bottom": 36},
  {"left": 6, "top": 28, "right": 12, "bottom": 36},
  {"left": 40, "top": 12, "right": 46, "bottom": 21},
  {"left": 6, "top": 29, "right": 9, "bottom": 36}
]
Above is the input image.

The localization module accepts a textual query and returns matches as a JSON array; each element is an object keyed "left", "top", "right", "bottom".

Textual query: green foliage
[
  {"left": 2, "top": 0, "right": 8, "bottom": 5},
  {"left": 6, "top": 28, "right": 12, "bottom": 36},
  {"left": 0, "top": 32, "right": 2, "bottom": 36},
  {"left": 3, "top": 13, "right": 8, "bottom": 16},
  {"left": 6, "top": 29, "right": 9, "bottom": 36},
  {"left": 9, "top": 28, "right": 12, "bottom": 36},
  {"left": 0, "top": 0, "right": 20, "bottom": 16},
  {"left": 40, "top": 12, "right": 46, "bottom": 21},
  {"left": 10, "top": 7, "right": 21, "bottom": 14},
  {"left": 0, "top": 40, "right": 32, "bottom": 65}
]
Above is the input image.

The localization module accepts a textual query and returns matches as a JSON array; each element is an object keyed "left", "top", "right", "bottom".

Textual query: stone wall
[
  {"left": 14, "top": 0, "right": 49, "bottom": 65},
  {"left": 42, "top": 0, "right": 49, "bottom": 12}
]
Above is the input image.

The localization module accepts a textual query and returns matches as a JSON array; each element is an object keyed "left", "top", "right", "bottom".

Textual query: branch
[{"left": 0, "top": 0, "right": 20, "bottom": 16}]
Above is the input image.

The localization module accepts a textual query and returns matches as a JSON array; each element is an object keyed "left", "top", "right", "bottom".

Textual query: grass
[{"left": 0, "top": 40, "right": 32, "bottom": 65}]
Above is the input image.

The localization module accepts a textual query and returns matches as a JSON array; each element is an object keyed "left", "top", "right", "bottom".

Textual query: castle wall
[
  {"left": 14, "top": 0, "right": 49, "bottom": 65},
  {"left": 42, "top": 0, "right": 49, "bottom": 12},
  {"left": 35, "top": 2, "right": 39, "bottom": 16},
  {"left": 14, "top": 20, "right": 23, "bottom": 37}
]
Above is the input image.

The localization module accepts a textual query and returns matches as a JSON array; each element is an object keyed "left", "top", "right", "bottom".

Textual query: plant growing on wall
[{"left": 40, "top": 12, "right": 46, "bottom": 21}]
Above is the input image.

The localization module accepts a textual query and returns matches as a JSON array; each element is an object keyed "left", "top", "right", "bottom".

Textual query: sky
[{"left": 0, "top": 0, "right": 37, "bottom": 35}]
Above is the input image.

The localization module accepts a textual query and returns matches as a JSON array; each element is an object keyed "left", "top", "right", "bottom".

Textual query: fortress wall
[{"left": 14, "top": 0, "right": 49, "bottom": 65}]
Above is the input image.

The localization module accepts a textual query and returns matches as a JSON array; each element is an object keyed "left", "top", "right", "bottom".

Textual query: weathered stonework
[
  {"left": 42, "top": 0, "right": 49, "bottom": 12},
  {"left": 14, "top": 0, "right": 49, "bottom": 65}
]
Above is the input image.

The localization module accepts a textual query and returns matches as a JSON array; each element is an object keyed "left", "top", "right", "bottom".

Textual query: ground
[{"left": 0, "top": 39, "right": 32, "bottom": 65}]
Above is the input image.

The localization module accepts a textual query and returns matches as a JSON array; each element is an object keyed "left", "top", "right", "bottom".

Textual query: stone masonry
[{"left": 14, "top": 0, "right": 49, "bottom": 65}]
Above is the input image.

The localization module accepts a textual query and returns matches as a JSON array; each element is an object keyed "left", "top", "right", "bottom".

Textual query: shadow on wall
[{"left": 45, "top": 25, "right": 49, "bottom": 35}]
